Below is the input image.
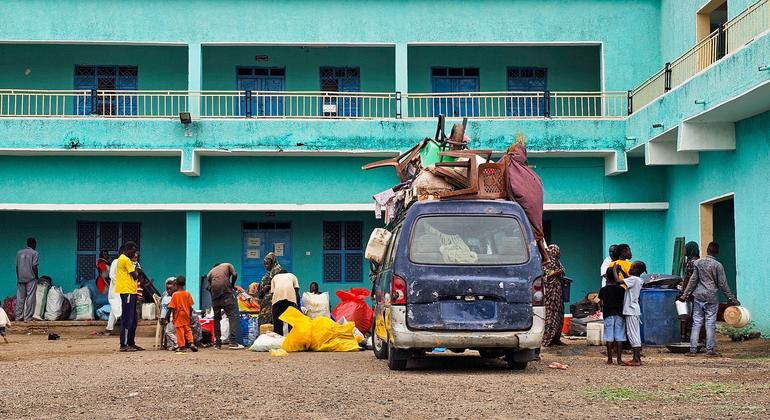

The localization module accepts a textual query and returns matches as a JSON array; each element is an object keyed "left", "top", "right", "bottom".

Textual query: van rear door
[{"left": 404, "top": 215, "right": 535, "bottom": 331}]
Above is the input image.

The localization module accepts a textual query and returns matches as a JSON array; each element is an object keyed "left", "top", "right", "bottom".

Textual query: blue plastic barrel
[
  {"left": 239, "top": 314, "right": 259, "bottom": 347},
  {"left": 639, "top": 288, "right": 680, "bottom": 346}
]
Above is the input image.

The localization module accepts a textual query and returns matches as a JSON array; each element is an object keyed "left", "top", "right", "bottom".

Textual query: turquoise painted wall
[
  {"left": 0, "top": 212, "right": 186, "bottom": 300},
  {"left": 0, "top": 44, "right": 187, "bottom": 90},
  {"left": 408, "top": 46, "right": 601, "bottom": 92},
  {"left": 203, "top": 46, "right": 395, "bottom": 91},
  {"left": 663, "top": 110, "right": 770, "bottom": 333},
  {"left": 603, "top": 210, "right": 668, "bottom": 275},
  {"left": 201, "top": 211, "right": 379, "bottom": 308},
  {"left": 545, "top": 211, "right": 603, "bottom": 310},
  {"left": 0, "top": 0, "right": 662, "bottom": 90}
]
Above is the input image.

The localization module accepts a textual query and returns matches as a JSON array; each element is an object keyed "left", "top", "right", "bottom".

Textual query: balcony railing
[
  {"left": 0, "top": 89, "right": 626, "bottom": 120},
  {"left": 407, "top": 91, "right": 627, "bottom": 119},
  {"left": 630, "top": 0, "right": 770, "bottom": 114}
]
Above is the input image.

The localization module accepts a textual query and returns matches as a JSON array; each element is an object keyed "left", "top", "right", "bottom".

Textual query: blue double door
[
  {"left": 237, "top": 67, "right": 285, "bottom": 117},
  {"left": 241, "top": 223, "right": 292, "bottom": 288},
  {"left": 431, "top": 67, "right": 480, "bottom": 117},
  {"left": 506, "top": 67, "right": 547, "bottom": 117},
  {"left": 74, "top": 65, "right": 138, "bottom": 115}
]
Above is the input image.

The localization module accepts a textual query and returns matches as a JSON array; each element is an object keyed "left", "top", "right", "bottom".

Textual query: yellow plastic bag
[
  {"left": 280, "top": 306, "right": 313, "bottom": 352},
  {"left": 270, "top": 348, "right": 288, "bottom": 357},
  {"left": 279, "top": 306, "right": 361, "bottom": 352}
]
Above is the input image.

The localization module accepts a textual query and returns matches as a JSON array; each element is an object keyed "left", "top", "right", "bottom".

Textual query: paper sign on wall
[
  {"left": 246, "top": 249, "right": 260, "bottom": 259},
  {"left": 274, "top": 243, "right": 284, "bottom": 257},
  {"left": 247, "top": 238, "right": 261, "bottom": 247}
]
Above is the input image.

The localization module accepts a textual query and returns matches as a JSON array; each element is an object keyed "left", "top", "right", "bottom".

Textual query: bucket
[
  {"left": 562, "top": 314, "right": 573, "bottom": 335},
  {"left": 723, "top": 306, "right": 751, "bottom": 328},
  {"left": 675, "top": 300, "right": 690, "bottom": 320},
  {"left": 586, "top": 322, "right": 604, "bottom": 346}
]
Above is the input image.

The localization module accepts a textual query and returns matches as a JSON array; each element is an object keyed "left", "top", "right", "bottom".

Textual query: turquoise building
[{"left": 1, "top": 0, "right": 768, "bottom": 331}]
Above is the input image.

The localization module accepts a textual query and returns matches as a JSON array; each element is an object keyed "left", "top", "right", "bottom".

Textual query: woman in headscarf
[
  {"left": 542, "top": 244, "right": 566, "bottom": 347},
  {"left": 500, "top": 134, "right": 549, "bottom": 265},
  {"left": 258, "top": 252, "right": 283, "bottom": 327},
  {"left": 679, "top": 241, "right": 700, "bottom": 341},
  {"left": 96, "top": 249, "right": 110, "bottom": 294}
]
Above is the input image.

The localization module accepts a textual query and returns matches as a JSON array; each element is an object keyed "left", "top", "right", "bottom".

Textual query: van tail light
[
  {"left": 532, "top": 276, "right": 544, "bottom": 306},
  {"left": 391, "top": 275, "right": 407, "bottom": 305}
]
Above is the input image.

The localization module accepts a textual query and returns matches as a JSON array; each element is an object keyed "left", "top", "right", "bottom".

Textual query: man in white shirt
[
  {"left": 600, "top": 244, "right": 617, "bottom": 288},
  {"left": 271, "top": 269, "right": 300, "bottom": 336},
  {"left": 623, "top": 261, "right": 646, "bottom": 366}
]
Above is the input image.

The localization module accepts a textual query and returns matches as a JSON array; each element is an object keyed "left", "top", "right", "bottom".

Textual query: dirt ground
[{"left": 1, "top": 327, "right": 769, "bottom": 420}]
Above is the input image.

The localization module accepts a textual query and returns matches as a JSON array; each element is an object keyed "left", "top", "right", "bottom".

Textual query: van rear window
[{"left": 409, "top": 216, "right": 528, "bottom": 265}]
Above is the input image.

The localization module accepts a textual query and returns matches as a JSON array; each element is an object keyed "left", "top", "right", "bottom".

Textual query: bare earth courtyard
[{"left": 1, "top": 327, "right": 769, "bottom": 419}]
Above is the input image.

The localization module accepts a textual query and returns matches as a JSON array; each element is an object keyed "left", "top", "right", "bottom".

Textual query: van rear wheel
[{"left": 387, "top": 337, "right": 408, "bottom": 371}]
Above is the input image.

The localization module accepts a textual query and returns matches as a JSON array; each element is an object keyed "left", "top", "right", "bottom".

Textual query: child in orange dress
[{"left": 166, "top": 275, "right": 198, "bottom": 353}]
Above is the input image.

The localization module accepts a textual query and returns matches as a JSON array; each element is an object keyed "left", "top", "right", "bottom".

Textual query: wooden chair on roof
[{"left": 361, "top": 138, "right": 428, "bottom": 181}]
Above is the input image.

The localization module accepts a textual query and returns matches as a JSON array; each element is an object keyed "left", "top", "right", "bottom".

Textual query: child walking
[
  {"left": 0, "top": 306, "right": 10, "bottom": 343},
  {"left": 166, "top": 276, "right": 198, "bottom": 353},
  {"left": 599, "top": 266, "right": 627, "bottom": 365}
]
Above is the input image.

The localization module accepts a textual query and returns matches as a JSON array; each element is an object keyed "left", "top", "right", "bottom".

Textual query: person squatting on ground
[
  {"left": 206, "top": 262, "right": 243, "bottom": 350},
  {"left": 15, "top": 237, "right": 39, "bottom": 322},
  {"left": 623, "top": 261, "right": 646, "bottom": 366},
  {"left": 679, "top": 241, "right": 740, "bottom": 357},
  {"left": 599, "top": 265, "right": 626, "bottom": 365},
  {"left": 115, "top": 242, "right": 143, "bottom": 352},
  {"left": 165, "top": 276, "right": 198, "bottom": 353},
  {"left": 0, "top": 306, "right": 11, "bottom": 343},
  {"left": 542, "top": 244, "right": 566, "bottom": 347},
  {"left": 271, "top": 268, "right": 300, "bottom": 336}
]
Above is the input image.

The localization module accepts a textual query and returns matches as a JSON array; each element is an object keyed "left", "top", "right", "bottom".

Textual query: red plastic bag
[
  {"left": 3, "top": 296, "right": 15, "bottom": 321},
  {"left": 332, "top": 288, "right": 373, "bottom": 334}
]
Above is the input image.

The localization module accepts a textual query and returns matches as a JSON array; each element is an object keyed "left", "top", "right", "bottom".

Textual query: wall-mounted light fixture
[
  {"left": 694, "top": 99, "right": 706, "bottom": 105},
  {"left": 759, "top": 65, "right": 769, "bottom": 72},
  {"left": 179, "top": 112, "right": 192, "bottom": 137},
  {"left": 652, "top": 123, "right": 664, "bottom": 129}
]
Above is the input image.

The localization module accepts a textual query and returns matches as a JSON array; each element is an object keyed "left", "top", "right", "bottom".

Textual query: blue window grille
[
  {"left": 74, "top": 66, "right": 138, "bottom": 115},
  {"left": 506, "top": 67, "right": 547, "bottom": 117},
  {"left": 430, "top": 67, "right": 480, "bottom": 117},
  {"left": 322, "top": 221, "right": 364, "bottom": 282},
  {"left": 320, "top": 67, "right": 361, "bottom": 117},
  {"left": 236, "top": 67, "right": 285, "bottom": 117},
  {"left": 76, "top": 221, "right": 141, "bottom": 284}
]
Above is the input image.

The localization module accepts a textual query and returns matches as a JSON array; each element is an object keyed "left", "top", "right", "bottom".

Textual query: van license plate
[{"left": 440, "top": 300, "right": 497, "bottom": 322}]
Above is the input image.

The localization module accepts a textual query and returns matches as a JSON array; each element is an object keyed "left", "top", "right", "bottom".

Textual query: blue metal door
[
  {"left": 236, "top": 67, "right": 285, "bottom": 117},
  {"left": 242, "top": 226, "right": 292, "bottom": 288},
  {"left": 320, "top": 67, "right": 360, "bottom": 117},
  {"left": 506, "top": 67, "right": 547, "bottom": 117},
  {"left": 74, "top": 66, "right": 137, "bottom": 115},
  {"left": 431, "top": 67, "right": 480, "bottom": 117}
]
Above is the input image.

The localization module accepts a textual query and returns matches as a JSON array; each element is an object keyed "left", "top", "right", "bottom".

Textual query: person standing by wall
[
  {"left": 115, "top": 242, "right": 141, "bottom": 352},
  {"left": 166, "top": 275, "right": 198, "bottom": 353},
  {"left": 96, "top": 249, "right": 110, "bottom": 295},
  {"left": 679, "top": 242, "right": 740, "bottom": 357},
  {"left": 15, "top": 238, "right": 39, "bottom": 322},
  {"left": 258, "top": 252, "right": 282, "bottom": 328},
  {"left": 623, "top": 261, "right": 646, "bottom": 366},
  {"left": 600, "top": 244, "right": 617, "bottom": 288},
  {"left": 207, "top": 262, "right": 243, "bottom": 350},
  {"left": 608, "top": 244, "right": 633, "bottom": 281},
  {"left": 541, "top": 244, "right": 566, "bottom": 347},
  {"left": 679, "top": 241, "right": 700, "bottom": 341},
  {"left": 106, "top": 245, "right": 124, "bottom": 335},
  {"left": 271, "top": 269, "right": 300, "bottom": 336}
]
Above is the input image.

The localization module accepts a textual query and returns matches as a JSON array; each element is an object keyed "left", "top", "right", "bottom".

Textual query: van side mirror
[{"left": 365, "top": 228, "right": 392, "bottom": 265}]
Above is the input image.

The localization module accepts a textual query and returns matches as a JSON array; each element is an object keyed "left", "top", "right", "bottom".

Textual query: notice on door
[
  {"left": 246, "top": 249, "right": 260, "bottom": 259},
  {"left": 247, "top": 237, "right": 261, "bottom": 247},
  {"left": 274, "top": 243, "right": 284, "bottom": 257}
]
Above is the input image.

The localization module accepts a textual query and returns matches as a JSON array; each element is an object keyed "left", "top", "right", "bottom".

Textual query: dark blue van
[{"left": 369, "top": 200, "right": 544, "bottom": 371}]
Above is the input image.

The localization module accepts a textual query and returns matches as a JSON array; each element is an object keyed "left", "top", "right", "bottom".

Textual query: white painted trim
[
  {"left": 201, "top": 42, "right": 395, "bottom": 47},
  {"left": 0, "top": 202, "right": 669, "bottom": 212},
  {"left": 600, "top": 42, "right": 606, "bottom": 93},
  {"left": 699, "top": 192, "right": 734, "bottom": 205},
  {"left": 0, "top": 40, "right": 187, "bottom": 46},
  {"left": 194, "top": 149, "right": 401, "bottom": 157},
  {"left": 407, "top": 41, "right": 602, "bottom": 46}
]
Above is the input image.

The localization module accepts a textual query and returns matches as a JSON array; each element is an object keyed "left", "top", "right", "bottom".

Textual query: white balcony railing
[
  {"left": 630, "top": 0, "right": 770, "bottom": 114},
  {"left": 95, "top": 90, "right": 190, "bottom": 117},
  {"left": 407, "top": 91, "right": 627, "bottom": 119},
  {"left": 0, "top": 89, "right": 90, "bottom": 117}
]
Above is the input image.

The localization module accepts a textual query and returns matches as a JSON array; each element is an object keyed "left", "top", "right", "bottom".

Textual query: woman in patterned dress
[
  {"left": 542, "top": 244, "right": 566, "bottom": 347},
  {"left": 258, "top": 252, "right": 283, "bottom": 327}
]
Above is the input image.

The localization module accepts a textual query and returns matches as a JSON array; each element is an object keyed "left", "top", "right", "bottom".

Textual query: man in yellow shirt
[
  {"left": 115, "top": 241, "right": 141, "bottom": 352},
  {"left": 608, "top": 244, "right": 633, "bottom": 281}
]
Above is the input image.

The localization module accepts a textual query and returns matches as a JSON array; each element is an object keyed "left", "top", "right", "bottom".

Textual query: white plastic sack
[
  {"left": 365, "top": 228, "right": 392, "bottom": 264},
  {"left": 64, "top": 293, "right": 77, "bottom": 320},
  {"left": 220, "top": 315, "right": 229, "bottom": 343},
  {"left": 44, "top": 286, "right": 65, "bottom": 321},
  {"left": 250, "top": 332, "right": 285, "bottom": 352},
  {"left": 73, "top": 287, "right": 95, "bottom": 321},
  {"left": 141, "top": 303, "right": 157, "bottom": 320},
  {"left": 302, "top": 291, "right": 331, "bottom": 320},
  {"left": 32, "top": 282, "right": 50, "bottom": 320}
]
